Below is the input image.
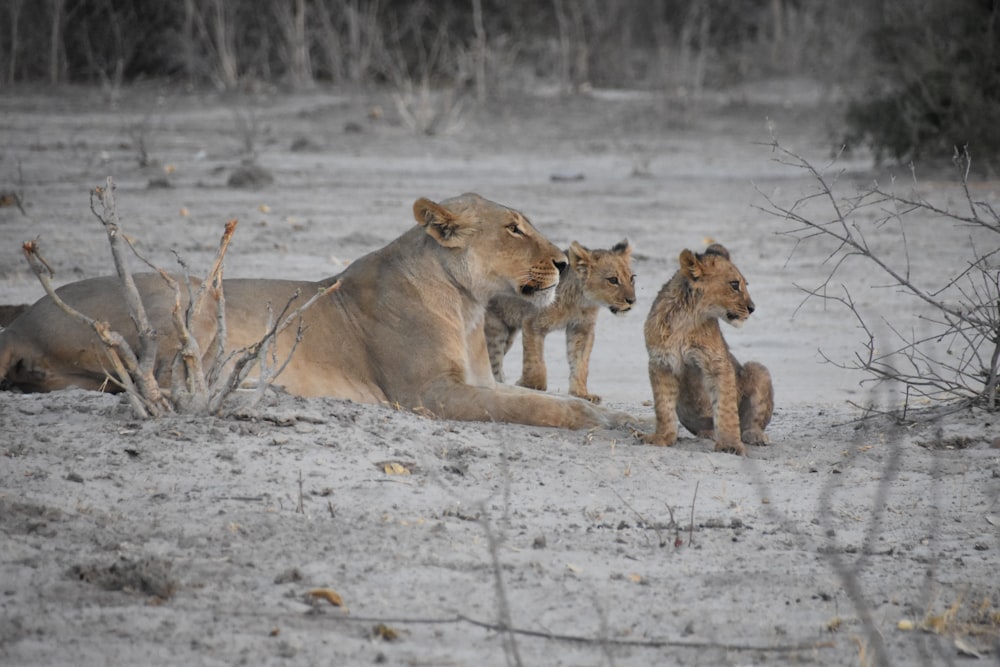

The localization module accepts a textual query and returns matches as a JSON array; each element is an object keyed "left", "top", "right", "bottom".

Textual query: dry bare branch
[
  {"left": 756, "top": 140, "right": 1000, "bottom": 413},
  {"left": 21, "top": 240, "right": 167, "bottom": 418},
  {"left": 22, "top": 179, "right": 334, "bottom": 419},
  {"left": 206, "top": 280, "right": 342, "bottom": 414},
  {"left": 89, "top": 177, "right": 169, "bottom": 409}
]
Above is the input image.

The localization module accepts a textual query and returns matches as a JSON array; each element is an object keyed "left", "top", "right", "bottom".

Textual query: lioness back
[{"left": 485, "top": 239, "right": 635, "bottom": 403}]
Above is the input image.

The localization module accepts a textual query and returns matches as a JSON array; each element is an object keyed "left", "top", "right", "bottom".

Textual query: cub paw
[
  {"left": 639, "top": 432, "right": 677, "bottom": 447},
  {"left": 741, "top": 428, "right": 769, "bottom": 446},
  {"left": 516, "top": 377, "right": 547, "bottom": 392},
  {"left": 714, "top": 434, "right": 747, "bottom": 456},
  {"left": 571, "top": 391, "right": 602, "bottom": 404}
]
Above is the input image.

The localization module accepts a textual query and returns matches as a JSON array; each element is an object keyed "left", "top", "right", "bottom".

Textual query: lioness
[
  {"left": 484, "top": 240, "right": 635, "bottom": 403},
  {"left": 0, "top": 194, "right": 633, "bottom": 430},
  {"left": 640, "top": 243, "right": 772, "bottom": 455}
]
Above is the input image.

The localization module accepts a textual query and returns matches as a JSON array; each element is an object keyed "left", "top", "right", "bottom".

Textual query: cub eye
[
  {"left": 630, "top": 274, "right": 637, "bottom": 285},
  {"left": 729, "top": 280, "right": 741, "bottom": 291},
  {"left": 506, "top": 223, "right": 524, "bottom": 237},
  {"left": 607, "top": 277, "right": 619, "bottom": 285}
]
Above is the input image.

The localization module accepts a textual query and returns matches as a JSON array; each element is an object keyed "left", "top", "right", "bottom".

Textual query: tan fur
[
  {"left": 640, "top": 243, "right": 773, "bottom": 455},
  {"left": 0, "top": 194, "right": 635, "bottom": 430},
  {"left": 484, "top": 240, "right": 635, "bottom": 403}
]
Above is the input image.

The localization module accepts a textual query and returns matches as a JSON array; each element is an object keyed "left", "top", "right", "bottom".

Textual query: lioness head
[
  {"left": 568, "top": 239, "right": 637, "bottom": 315},
  {"left": 678, "top": 243, "right": 755, "bottom": 328},
  {"left": 412, "top": 193, "right": 568, "bottom": 307}
]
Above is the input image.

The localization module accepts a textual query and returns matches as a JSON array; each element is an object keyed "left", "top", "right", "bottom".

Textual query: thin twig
[
  {"left": 320, "top": 612, "right": 836, "bottom": 653},
  {"left": 688, "top": 480, "right": 699, "bottom": 548}
]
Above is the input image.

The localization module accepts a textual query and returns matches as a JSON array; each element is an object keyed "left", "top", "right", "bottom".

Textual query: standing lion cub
[
  {"left": 640, "top": 243, "right": 772, "bottom": 455},
  {"left": 484, "top": 240, "right": 636, "bottom": 403}
]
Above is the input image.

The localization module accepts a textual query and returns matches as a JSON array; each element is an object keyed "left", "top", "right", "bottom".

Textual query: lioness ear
[
  {"left": 703, "top": 243, "right": 730, "bottom": 260},
  {"left": 412, "top": 197, "right": 470, "bottom": 248},
  {"left": 679, "top": 249, "right": 702, "bottom": 280},
  {"left": 611, "top": 239, "right": 631, "bottom": 256},
  {"left": 568, "top": 241, "right": 592, "bottom": 273}
]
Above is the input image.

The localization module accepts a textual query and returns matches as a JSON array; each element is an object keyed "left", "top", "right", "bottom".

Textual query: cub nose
[
  {"left": 625, "top": 296, "right": 636, "bottom": 305},
  {"left": 747, "top": 302, "right": 755, "bottom": 315},
  {"left": 553, "top": 258, "right": 568, "bottom": 275}
]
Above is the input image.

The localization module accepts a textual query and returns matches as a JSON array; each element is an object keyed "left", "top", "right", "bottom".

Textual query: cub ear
[
  {"left": 679, "top": 248, "right": 703, "bottom": 280},
  {"left": 611, "top": 239, "right": 632, "bottom": 256},
  {"left": 703, "top": 243, "right": 730, "bottom": 260},
  {"left": 412, "top": 197, "right": 471, "bottom": 248},
  {"left": 568, "top": 241, "right": 592, "bottom": 273}
]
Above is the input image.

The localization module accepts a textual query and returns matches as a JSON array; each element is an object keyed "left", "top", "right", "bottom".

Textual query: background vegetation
[{"left": 2, "top": 0, "right": 998, "bottom": 164}]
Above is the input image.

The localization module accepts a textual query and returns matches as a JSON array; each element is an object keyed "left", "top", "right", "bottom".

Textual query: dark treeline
[
  {"left": 3, "top": 0, "right": 998, "bottom": 163},
  {"left": 3, "top": 0, "right": 869, "bottom": 90}
]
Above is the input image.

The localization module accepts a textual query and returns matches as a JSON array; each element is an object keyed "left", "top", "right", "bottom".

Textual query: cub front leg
[
  {"left": 517, "top": 321, "right": 549, "bottom": 392},
  {"left": 705, "top": 358, "right": 746, "bottom": 456},
  {"left": 566, "top": 319, "right": 599, "bottom": 403},
  {"left": 640, "top": 360, "right": 679, "bottom": 446}
]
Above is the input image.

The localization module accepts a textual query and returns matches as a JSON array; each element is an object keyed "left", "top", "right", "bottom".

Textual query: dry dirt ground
[{"left": 1, "top": 81, "right": 998, "bottom": 666}]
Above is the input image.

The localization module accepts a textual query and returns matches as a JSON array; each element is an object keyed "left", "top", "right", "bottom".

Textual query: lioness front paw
[
  {"left": 714, "top": 434, "right": 747, "bottom": 456},
  {"left": 639, "top": 432, "right": 677, "bottom": 447},
  {"left": 741, "top": 427, "right": 769, "bottom": 446}
]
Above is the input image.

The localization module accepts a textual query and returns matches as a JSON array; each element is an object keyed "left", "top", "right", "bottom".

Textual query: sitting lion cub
[
  {"left": 640, "top": 243, "right": 772, "bottom": 455},
  {"left": 484, "top": 240, "right": 636, "bottom": 403}
]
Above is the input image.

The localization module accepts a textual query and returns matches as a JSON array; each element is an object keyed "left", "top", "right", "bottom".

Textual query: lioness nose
[
  {"left": 747, "top": 302, "right": 755, "bottom": 314},
  {"left": 553, "top": 259, "right": 568, "bottom": 275}
]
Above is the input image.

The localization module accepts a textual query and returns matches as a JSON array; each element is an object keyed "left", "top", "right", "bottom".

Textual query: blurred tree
[
  {"left": 0, "top": 0, "right": 857, "bottom": 96},
  {"left": 48, "top": 0, "right": 65, "bottom": 83},
  {"left": 845, "top": 0, "right": 1000, "bottom": 165},
  {"left": 6, "top": 0, "right": 24, "bottom": 84}
]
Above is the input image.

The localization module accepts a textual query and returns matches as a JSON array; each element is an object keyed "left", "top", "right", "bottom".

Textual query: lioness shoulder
[{"left": 640, "top": 243, "right": 772, "bottom": 455}]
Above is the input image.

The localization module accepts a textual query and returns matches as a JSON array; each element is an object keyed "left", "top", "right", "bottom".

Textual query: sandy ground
[{"left": 0, "top": 81, "right": 998, "bottom": 666}]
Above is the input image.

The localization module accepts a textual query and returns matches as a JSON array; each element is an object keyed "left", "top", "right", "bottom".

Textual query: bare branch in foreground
[
  {"left": 21, "top": 240, "right": 168, "bottom": 418},
  {"left": 89, "top": 178, "right": 166, "bottom": 404},
  {"left": 22, "top": 179, "right": 334, "bottom": 418},
  {"left": 206, "top": 280, "right": 341, "bottom": 414}
]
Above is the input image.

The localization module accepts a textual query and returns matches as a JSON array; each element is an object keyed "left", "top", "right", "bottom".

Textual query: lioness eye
[
  {"left": 729, "top": 280, "right": 741, "bottom": 291},
  {"left": 506, "top": 223, "right": 524, "bottom": 237},
  {"left": 607, "top": 277, "right": 619, "bottom": 285}
]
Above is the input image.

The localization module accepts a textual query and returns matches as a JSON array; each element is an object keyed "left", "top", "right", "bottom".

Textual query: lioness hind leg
[{"left": 737, "top": 361, "right": 773, "bottom": 445}]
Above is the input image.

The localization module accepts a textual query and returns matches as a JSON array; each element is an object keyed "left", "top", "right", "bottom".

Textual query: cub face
[
  {"left": 679, "top": 243, "right": 754, "bottom": 327},
  {"left": 414, "top": 193, "right": 568, "bottom": 307},
  {"left": 569, "top": 239, "right": 636, "bottom": 315}
]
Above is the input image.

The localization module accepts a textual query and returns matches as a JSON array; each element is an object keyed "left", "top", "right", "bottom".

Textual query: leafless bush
[
  {"left": 381, "top": 18, "right": 467, "bottom": 136},
  {"left": 21, "top": 177, "right": 337, "bottom": 418},
  {"left": 758, "top": 141, "right": 1000, "bottom": 415},
  {"left": 1, "top": 160, "right": 28, "bottom": 216}
]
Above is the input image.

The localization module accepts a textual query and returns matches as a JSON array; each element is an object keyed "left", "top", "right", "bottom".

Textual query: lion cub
[
  {"left": 485, "top": 240, "right": 636, "bottom": 403},
  {"left": 641, "top": 243, "right": 772, "bottom": 455}
]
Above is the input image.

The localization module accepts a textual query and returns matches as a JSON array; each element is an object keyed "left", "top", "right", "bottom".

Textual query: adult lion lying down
[{"left": 0, "top": 194, "right": 633, "bottom": 430}]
